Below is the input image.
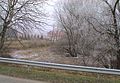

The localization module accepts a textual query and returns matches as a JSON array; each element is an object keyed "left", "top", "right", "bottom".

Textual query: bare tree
[
  {"left": 56, "top": 0, "right": 80, "bottom": 57},
  {"left": 102, "top": 0, "right": 120, "bottom": 68},
  {"left": 0, "top": 0, "right": 46, "bottom": 50},
  {"left": 55, "top": 0, "right": 97, "bottom": 60},
  {"left": 86, "top": 0, "right": 120, "bottom": 69},
  {"left": 55, "top": 0, "right": 120, "bottom": 68}
]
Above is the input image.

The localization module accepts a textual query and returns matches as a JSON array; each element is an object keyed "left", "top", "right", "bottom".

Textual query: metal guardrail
[{"left": 0, "top": 57, "right": 120, "bottom": 75}]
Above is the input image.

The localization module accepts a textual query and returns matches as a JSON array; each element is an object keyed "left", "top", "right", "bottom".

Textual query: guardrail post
[
  {"left": 27, "top": 65, "right": 31, "bottom": 72},
  {"left": 97, "top": 73, "right": 100, "bottom": 83}
]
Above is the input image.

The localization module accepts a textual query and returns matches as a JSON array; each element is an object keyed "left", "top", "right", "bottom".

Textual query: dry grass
[
  {"left": 6, "top": 40, "right": 99, "bottom": 66},
  {"left": 7, "top": 39, "right": 51, "bottom": 50}
]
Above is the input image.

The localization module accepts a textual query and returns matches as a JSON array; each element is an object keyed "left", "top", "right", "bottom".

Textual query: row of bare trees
[
  {"left": 55, "top": 0, "right": 120, "bottom": 69},
  {"left": 0, "top": 0, "right": 46, "bottom": 50},
  {"left": 19, "top": 34, "right": 44, "bottom": 40}
]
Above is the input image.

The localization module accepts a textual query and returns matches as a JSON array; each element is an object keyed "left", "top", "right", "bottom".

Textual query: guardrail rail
[{"left": 0, "top": 57, "right": 120, "bottom": 75}]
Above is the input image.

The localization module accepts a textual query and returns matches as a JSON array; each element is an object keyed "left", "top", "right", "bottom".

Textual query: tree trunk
[
  {"left": 0, "top": 26, "right": 7, "bottom": 50},
  {"left": 116, "top": 50, "right": 120, "bottom": 69}
]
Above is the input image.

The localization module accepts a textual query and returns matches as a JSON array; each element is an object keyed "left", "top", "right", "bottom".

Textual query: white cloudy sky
[
  {"left": 38, "top": 0, "right": 58, "bottom": 35},
  {"left": 33, "top": 0, "right": 58, "bottom": 36}
]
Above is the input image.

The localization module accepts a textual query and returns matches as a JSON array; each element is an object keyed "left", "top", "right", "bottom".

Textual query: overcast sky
[
  {"left": 39, "top": 0, "right": 58, "bottom": 36},
  {"left": 32, "top": 0, "right": 58, "bottom": 36}
]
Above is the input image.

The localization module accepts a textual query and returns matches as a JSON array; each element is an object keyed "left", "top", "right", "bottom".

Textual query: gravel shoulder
[{"left": 0, "top": 75, "right": 48, "bottom": 83}]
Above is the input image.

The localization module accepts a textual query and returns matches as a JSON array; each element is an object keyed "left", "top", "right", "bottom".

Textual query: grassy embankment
[{"left": 0, "top": 63, "right": 120, "bottom": 83}]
